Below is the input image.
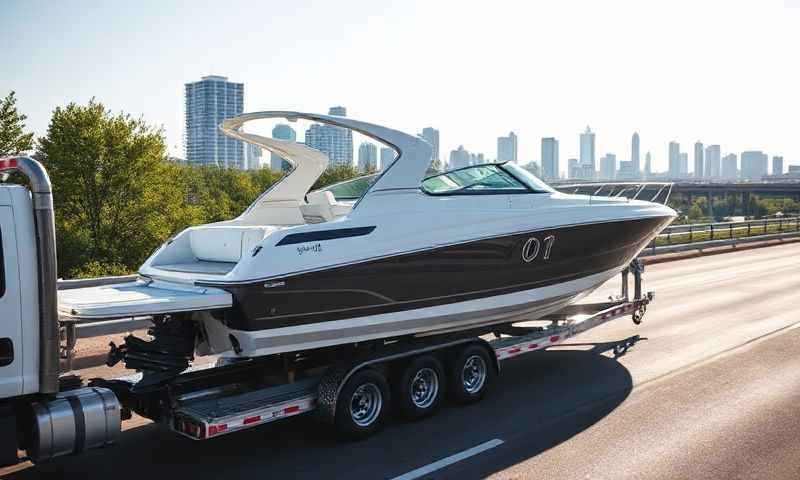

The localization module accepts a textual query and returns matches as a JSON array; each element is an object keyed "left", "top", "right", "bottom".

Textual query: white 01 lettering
[
  {"left": 522, "top": 237, "right": 541, "bottom": 263},
  {"left": 522, "top": 235, "right": 555, "bottom": 263}
]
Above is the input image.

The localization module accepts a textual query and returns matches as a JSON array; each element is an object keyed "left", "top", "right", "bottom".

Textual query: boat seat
[
  {"left": 189, "top": 226, "right": 279, "bottom": 263},
  {"left": 301, "top": 191, "right": 353, "bottom": 223}
]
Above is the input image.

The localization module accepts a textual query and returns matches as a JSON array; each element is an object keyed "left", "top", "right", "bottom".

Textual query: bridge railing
[{"left": 648, "top": 216, "right": 800, "bottom": 252}]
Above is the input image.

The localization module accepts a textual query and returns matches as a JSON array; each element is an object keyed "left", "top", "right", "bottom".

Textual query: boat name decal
[
  {"left": 297, "top": 243, "right": 323, "bottom": 256},
  {"left": 522, "top": 235, "right": 556, "bottom": 263}
]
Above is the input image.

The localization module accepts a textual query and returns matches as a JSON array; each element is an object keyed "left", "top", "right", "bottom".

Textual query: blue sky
[{"left": 3, "top": 0, "right": 799, "bottom": 173}]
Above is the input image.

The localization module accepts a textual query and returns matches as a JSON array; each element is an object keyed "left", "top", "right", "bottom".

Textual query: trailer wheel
[
  {"left": 335, "top": 368, "right": 390, "bottom": 440},
  {"left": 447, "top": 344, "right": 495, "bottom": 404},
  {"left": 396, "top": 355, "right": 445, "bottom": 420}
]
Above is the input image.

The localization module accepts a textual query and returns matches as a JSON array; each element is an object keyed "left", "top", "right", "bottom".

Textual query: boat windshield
[
  {"left": 322, "top": 173, "right": 380, "bottom": 201},
  {"left": 501, "top": 162, "right": 556, "bottom": 193}
]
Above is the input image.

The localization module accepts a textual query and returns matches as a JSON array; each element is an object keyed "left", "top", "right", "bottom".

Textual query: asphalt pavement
[{"left": 4, "top": 242, "right": 800, "bottom": 480}]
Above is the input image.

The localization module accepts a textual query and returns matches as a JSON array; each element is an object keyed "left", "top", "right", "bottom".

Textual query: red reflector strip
[
  {"left": 208, "top": 424, "right": 228, "bottom": 436},
  {"left": 508, "top": 348, "right": 521, "bottom": 354},
  {"left": 528, "top": 343, "right": 538, "bottom": 349},
  {"left": 243, "top": 415, "right": 261, "bottom": 425},
  {"left": 284, "top": 405, "right": 301, "bottom": 415},
  {"left": 550, "top": 335, "right": 560, "bottom": 342},
  {"left": 0, "top": 158, "right": 18, "bottom": 170}
]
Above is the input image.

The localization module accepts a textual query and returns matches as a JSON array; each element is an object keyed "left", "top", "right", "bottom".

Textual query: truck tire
[
  {"left": 335, "top": 368, "right": 390, "bottom": 440},
  {"left": 396, "top": 355, "right": 445, "bottom": 420},
  {"left": 447, "top": 344, "right": 495, "bottom": 404}
]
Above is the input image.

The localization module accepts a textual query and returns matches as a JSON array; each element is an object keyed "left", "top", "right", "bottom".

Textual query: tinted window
[
  {"left": 0, "top": 226, "right": 5, "bottom": 299},
  {"left": 319, "top": 174, "right": 379, "bottom": 201},
  {"left": 421, "top": 165, "right": 529, "bottom": 195}
]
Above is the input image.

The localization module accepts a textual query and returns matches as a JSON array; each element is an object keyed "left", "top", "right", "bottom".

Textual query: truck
[{"left": 0, "top": 156, "right": 652, "bottom": 466}]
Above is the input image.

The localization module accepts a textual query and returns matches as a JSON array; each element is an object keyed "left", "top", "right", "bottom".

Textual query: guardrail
[{"left": 644, "top": 216, "right": 800, "bottom": 256}]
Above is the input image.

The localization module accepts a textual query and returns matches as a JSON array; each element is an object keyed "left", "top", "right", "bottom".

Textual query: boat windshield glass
[
  {"left": 321, "top": 173, "right": 380, "bottom": 201},
  {"left": 501, "top": 162, "right": 556, "bottom": 193},
  {"left": 421, "top": 164, "right": 529, "bottom": 194}
]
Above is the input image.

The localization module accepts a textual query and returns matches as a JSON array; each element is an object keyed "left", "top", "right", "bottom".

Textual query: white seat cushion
[{"left": 189, "top": 226, "right": 275, "bottom": 263}]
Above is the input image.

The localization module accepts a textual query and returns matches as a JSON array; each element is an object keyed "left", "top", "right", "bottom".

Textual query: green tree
[
  {"left": 311, "top": 164, "right": 363, "bottom": 191},
  {"left": 0, "top": 91, "right": 34, "bottom": 155},
  {"left": 687, "top": 203, "right": 706, "bottom": 223},
  {"left": 37, "top": 99, "right": 199, "bottom": 278}
]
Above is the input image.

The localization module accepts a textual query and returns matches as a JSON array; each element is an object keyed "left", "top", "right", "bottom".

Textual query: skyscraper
[
  {"left": 357, "top": 142, "right": 378, "bottom": 171},
  {"left": 449, "top": 146, "right": 470, "bottom": 169},
  {"left": 668, "top": 141, "right": 681, "bottom": 178},
  {"left": 644, "top": 152, "right": 652, "bottom": 179},
  {"left": 305, "top": 106, "right": 353, "bottom": 167},
  {"left": 599, "top": 153, "right": 616, "bottom": 180},
  {"left": 420, "top": 127, "right": 440, "bottom": 163},
  {"left": 680, "top": 153, "right": 688, "bottom": 177},
  {"left": 184, "top": 75, "right": 244, "bottom": 168},
  {"left": 580, "top": 127, "right": 596, "bottom": 177},
  {"left": 497, "top": 132, "right": 518, "bottom": 163},
  {"left": 567, "top": 158, "right": 579, "bottom": 179},
  {"left": 704, "top": 145, "right": 721, "bottom": 178},
  {"left": 380, "top": 147, "right": 395, "bottom": 170},
  {"left": 631, "top": 132, "right": 640, "bottom": 176},
  {"left": 694, "top": 142, "right": 704, "bottom": 179},
  {"left": 741, "top": 151, "right": 768, "bottom": 179},
  {"left": 541, "top": 137, "right": 559, "bottom": 180},
  {"left": 271, "top": 123, "right": 296, "bottom": 171},
  {"left": 246, "top": 143, "right": 262, "bottom": 170},
  {"left": 721, "top": 153, "right": 738, "bottom": 179},
  {"left": 772, "top": 156, "right": 784, "bottom": 175}
]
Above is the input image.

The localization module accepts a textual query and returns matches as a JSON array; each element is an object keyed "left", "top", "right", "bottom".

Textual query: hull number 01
[{"left": 522, "top": 235, "right": 555, "bottom": 263}]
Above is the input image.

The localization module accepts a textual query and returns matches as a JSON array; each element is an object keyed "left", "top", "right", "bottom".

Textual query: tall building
[
  {"left": 693, "top": 142, "right": 704, "bottom": 179},
  {"left": 668, "top": 141, "right": 681, "bottom": 178},
  {"left": 631, "top": 132, "right": 640, "bottom": 176},
  {"left": 721, "top": 153, "right": 738, "bottom": 179},
  {"left": 184, "top": 75, "right": 245, "bottom": 168},
  {"left": 599, "top": 153, "right": 616, "bottom": 180},
  {"left": 741, "top": 151, "right": 768, "bottom": 180},
  {"left": 541, "top": 137, "right": 559, "bottom": 180},
  {"left": 680, "top": 153, "right": 688, "bottom": 176},
  {"left": 704, "top": 145, "right": 721, "bottom": 178},
  {"left": 449, "top": 146, "right": 470, "bottom": 169},
  {"left": 357, "top": 142, "right": 378, "bottom": 171},
  {"left": 772, "top": 156, "right": 784, "bottom": 175},
  {"left": 305, "top": 106, "right": 353, "bottom": 167},
  {"left": 644, "top": 152, "right": 652, "bottom": 179},
  {"left": 579, "top": 127, "right": 596, "bottom": 177},
  {"left": 567, "top": 158, "right": 580, "bottom": 179},
  {"left": 380, "top": 147, "right": 395, "bottom": 170},
  {"left": 420, "top": 127, "right": 440, "bottom": 163},
  {"left": 497, "top": 132, "right": 518, "bottom": 163},
  {"left": 270, "top": 124, "right": 296, "bottom": 171},
  {"left": 246, "top": 144, "right": 262, "bottom": 170}
]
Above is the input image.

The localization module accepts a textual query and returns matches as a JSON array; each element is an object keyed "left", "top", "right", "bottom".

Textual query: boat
[{"left": 58, "top": 111, "right": 676, "bottom": 366}]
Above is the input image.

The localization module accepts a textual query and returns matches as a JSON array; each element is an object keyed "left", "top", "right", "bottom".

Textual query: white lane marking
[{"left": 390, "top": 438, "right": 505, "bottom": 480}]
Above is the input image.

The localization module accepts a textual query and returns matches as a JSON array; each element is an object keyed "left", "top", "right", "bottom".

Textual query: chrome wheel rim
[
  {"left": 350, "top": 382, "right": 382, "bottom": 427},
  {"left": 410, "top": 367, "right": 440, "bottom": 409},
  {"left": 462, "top": 355, "right": 487, "bottom": 394}
]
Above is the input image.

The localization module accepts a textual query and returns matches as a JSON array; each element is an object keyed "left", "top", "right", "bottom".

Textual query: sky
[{"left": 3, "top": 0, "right": 799, "bottom": 174}]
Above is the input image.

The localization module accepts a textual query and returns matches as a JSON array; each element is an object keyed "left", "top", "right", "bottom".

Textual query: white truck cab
[{"left": 0, "top": 184, "right": 41, "bottom": 399}]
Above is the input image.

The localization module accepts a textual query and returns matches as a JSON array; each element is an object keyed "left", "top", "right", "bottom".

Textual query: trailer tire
[
  {"left": 396, "top": 355, "right": 445, "bottom": 420},
  {"left": 447, "top": 344, "right": 494, "bottom": 404},
  {"left": 335, "top": 368, "right": 390, "bottom": 440}
]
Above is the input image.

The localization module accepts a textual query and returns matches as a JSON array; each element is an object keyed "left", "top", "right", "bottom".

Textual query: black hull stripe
[{"left": 216, "top": 216, "right": 671, "bottom": 332}]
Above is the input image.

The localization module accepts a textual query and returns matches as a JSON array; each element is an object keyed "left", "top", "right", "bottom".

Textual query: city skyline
[{"left": 4, "top": 1, "right": 798, "bottom": 174}]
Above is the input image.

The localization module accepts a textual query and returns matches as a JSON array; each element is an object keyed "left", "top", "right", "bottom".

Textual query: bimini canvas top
[{"left": 219, "top": 111, "right": 433, "bottom": 224}]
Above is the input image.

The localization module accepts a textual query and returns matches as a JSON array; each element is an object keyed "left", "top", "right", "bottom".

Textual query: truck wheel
[
  {"left": 447, "top": 344, "right": 495, "bottom": 404},
  {"left": 335, "top": 368, "right": 390, "bottom": 440},
  {"left": 396, "top": 355, "right": 445, "bottom": 420}
]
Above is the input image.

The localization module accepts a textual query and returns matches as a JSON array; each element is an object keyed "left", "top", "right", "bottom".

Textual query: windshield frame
[{"left": 419, "top": 162, "right": 553, "bottom": 196}]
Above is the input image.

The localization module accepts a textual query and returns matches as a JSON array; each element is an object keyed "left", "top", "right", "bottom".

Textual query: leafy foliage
[
  {"left": 0, "top": 91, "right": 34, "bottom": 156},
  {"left": 28, "top": 99, "right": 366, "bottom": 278}
]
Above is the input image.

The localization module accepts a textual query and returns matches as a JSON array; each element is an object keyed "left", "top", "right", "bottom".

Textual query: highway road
[{"left": 4, "top": 243, "right": 800, "bottom": 479}]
